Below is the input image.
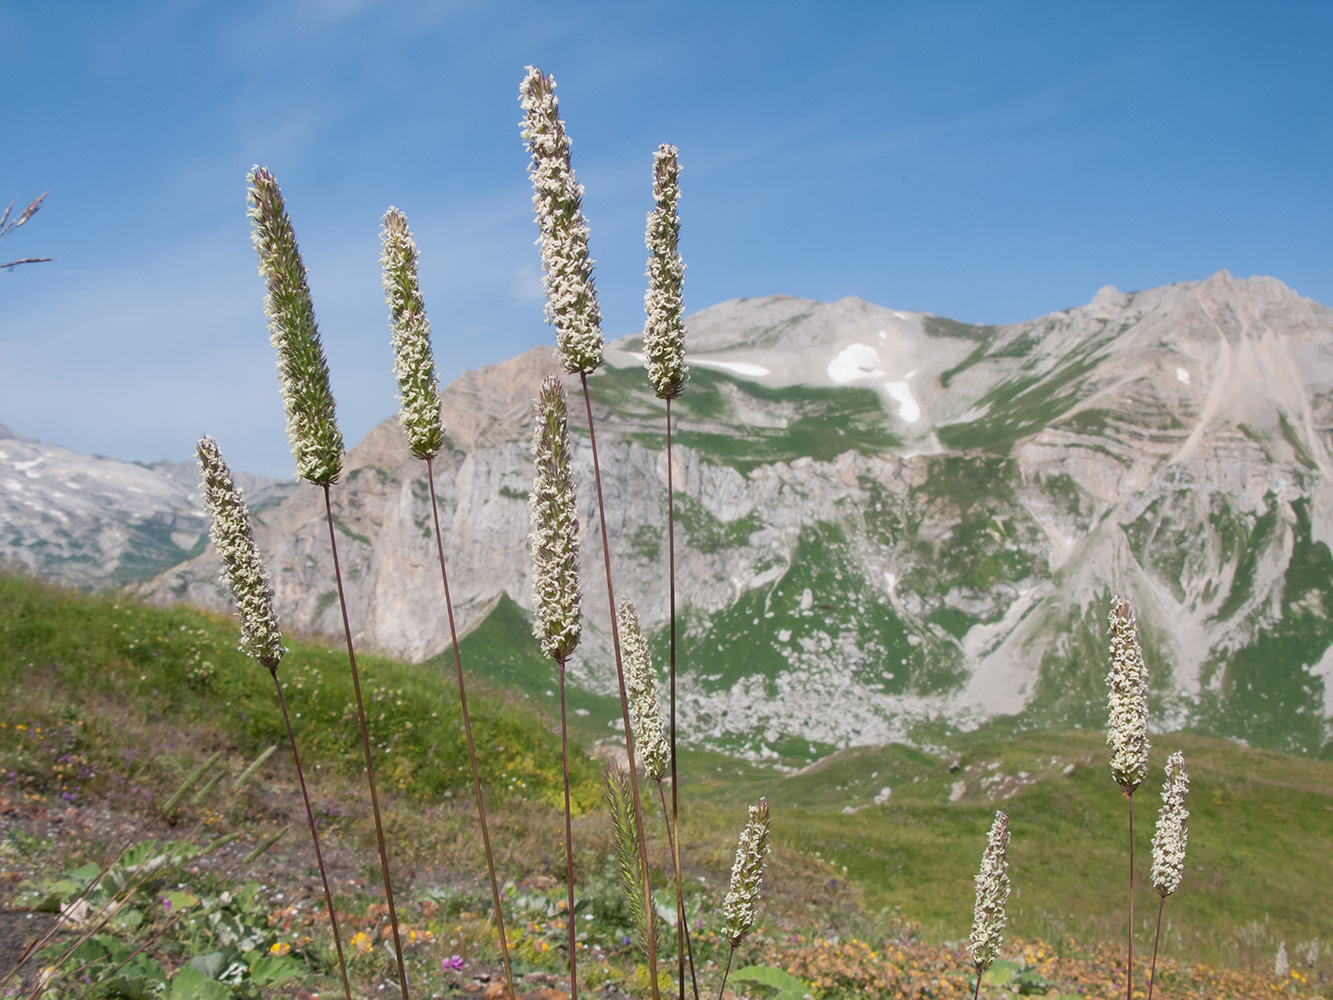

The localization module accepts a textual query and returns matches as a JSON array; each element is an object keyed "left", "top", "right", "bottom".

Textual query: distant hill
[
  {"left": 0, "top": 422, "right": 293, "bottom": 588},
  {"left": 116, "top": 271, "right": 1333, "bottom": 760}
]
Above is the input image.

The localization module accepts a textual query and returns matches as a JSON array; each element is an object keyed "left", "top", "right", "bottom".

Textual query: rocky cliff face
[{"left": 138, "top": 272, "right": 1333, "bottom": 759}]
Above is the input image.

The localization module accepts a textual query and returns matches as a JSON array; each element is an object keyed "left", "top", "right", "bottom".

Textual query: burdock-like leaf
[{"left": 247, "top": 166, "right": 344, "bottom": 486}]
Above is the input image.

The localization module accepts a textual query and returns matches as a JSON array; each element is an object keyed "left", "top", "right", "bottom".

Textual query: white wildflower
[
  {"left": 722, "top": 798, "right": 770, "bottom": 947},
  {"left": 1106, "top": 596, "right": 1150, "bottom": 793},
  {"left": 381, "top": 207, "right": 444, "bottom": 460},
  {"left": 246, "top": 167, "right": 344, "bottom": 486},
  {"left": 530, "top": 375, "right": 581, "bottom": 660},
  {"left": 196, "top": 436, "right": 285, "bottom": 672},
  {"left": 1276, "top": 941, "right": 1289, "bottom": 979},
  {"left": 519, "top": 67, "right": 603, "bottom": 375},
  {"left": 618, "top": 601, "right": 669, "bottom": 780},
  {"left": 643, "top": 144, "right": 687, "bottom": 400},
  {"left": 1151, "top": 751, "right": 1189, "bottom": 897},
  {"left": 968, "top": 810, "right": 1010, "bottom": 974}
]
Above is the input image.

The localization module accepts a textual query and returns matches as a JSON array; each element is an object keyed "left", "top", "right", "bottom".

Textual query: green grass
[
  {"left": 679, "top": 730, "right": 1333, "bottom": 970},
  {"left": 0, "top": 571, "right": 599, "bottom": 812}
]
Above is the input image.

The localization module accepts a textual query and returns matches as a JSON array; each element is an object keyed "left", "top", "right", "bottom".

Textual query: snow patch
[
  {"left": 827, "top": 343, "right": 884, "bottom": 384},
  {"left": 883, "top": 381, "right": 921, "bottom": 423},
  {"left": 692, "top": 357, "right": 770, "bottom": 378}
]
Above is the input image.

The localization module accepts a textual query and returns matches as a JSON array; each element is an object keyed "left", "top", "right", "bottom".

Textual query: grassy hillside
[{"left": 1, "top": 571, "right": 1330, "bottom": 997}]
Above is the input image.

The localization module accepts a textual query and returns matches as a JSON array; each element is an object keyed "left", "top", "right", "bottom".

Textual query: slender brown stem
[
  {"left": 717, "top": 945, "right": 735, "bottom": 1000},
  {"left": 272, "top": 670, "right": 353, "bottom": 1000},
  {"left": 425, "top": 457, "right": 516, "bottom": 1000},
  {"left": 657, "top": 780, "right": 700, "bottom": 1000},
  {"left": 972, "top": 966, "right": 982, "bottom": 1000},
  {"left": 557, "top": 654, "right": 579, "bottom": 1000},
  {"left": 666, "top": 395, "right": 687, "bottom": 1000},
  {"left": 1147, "top": 894, "right": 1165, "bottom": 1000},
  {"left": 323, "top": 485, "right": 410, "bottom": 1000},
  {"left": 1126, "top": 791, "right": 1134, "bottom": 1000},
  {"left": 580, "top": 371, "right": 661, "bottom": 1000}
]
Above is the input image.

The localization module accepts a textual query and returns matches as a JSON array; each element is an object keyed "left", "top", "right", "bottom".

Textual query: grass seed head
[
  {"left": 196, "top": 435, "right": 285, "bottom": 673},
  {"left": 530, "top": 375, "right": 581, "bottom": 659},
  {"left": 1106, "top": 596, "right": 1150, "bottom": 793},
  {"left": 246, "top": 166, "right": 344, "bottom": 486},
  {"left": 381, "top": 206, "right": 444, "bottom": 460},
  {"left": 603, "top": 759, "right": 653, "bottom": 955},
  {"left": 1151, "top": 750, "right": 1190, "bottom": 897},
  {"left": 519, "top": 66, "right": 603, "bottom": 375},
  {"left": 968, "top": 809, "right": 1010, "bottom": 973},
  {"left": 723, "top": 797, "right": 771, "bottom": 947},
  {"left": 618, "top": 600, "right": 669, "bottom": 781},
  {"left": 643, "top": 144, "right": 687, "bottom": 400}
]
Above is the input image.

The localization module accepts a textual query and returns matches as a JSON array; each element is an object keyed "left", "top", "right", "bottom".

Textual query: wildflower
[
  {"left": 247, "top": 166, "right": 344, "bottom": 486},
  {"left": 1106, "top": 597, "right": 1150, "bottom": 793},
  {"left": 519, "top": 67, "right": 603, "bottom": 375},
  {"left": 643, "top": 144, "right": 687, "bottom": 400},
  {"left": 196, "top": 436, "right": 285, "bottom": 673},
  {"left": 1151, "top": 752, "right": 1189, "bottom": 897},
  {"left": 968, "top": 810, "right": 1010, "bottom": 974},
  {"left": 722, "top": 798, "right": 771, "bottom": 947},
  {"left": 381, "top": 207, "right": 444, "bottom": 460},
  {"left": 1276, "top": 941, "right": 1289, "bottom": 978},
  {"left": 618, "top": 601, "right": 669, "bottom": 780},
  {"left": 529, "top": 375, "right": 581, "bottom": 660}
]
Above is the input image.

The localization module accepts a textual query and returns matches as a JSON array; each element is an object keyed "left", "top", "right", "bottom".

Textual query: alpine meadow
[{"left": 1, "top": 65, "right": 1332, "bottom": 1000}]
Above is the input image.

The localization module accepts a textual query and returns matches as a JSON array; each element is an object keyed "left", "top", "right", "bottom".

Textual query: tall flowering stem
[
  {"left": 968, "top": 811, "right": 1011, "bottom": 1000},
  {"left": 643, "top": 143, "right": 691, "bottom": 1000},
  {"left": 530, "top": 376, "right": 583, "bottom": 999},
  {"left": 195, "top": 435, "right": 351, "bottom": 1000},
  {"left": 1147, "top": 752, "right": 1189, "bottom": 1000},
  {"left": 718, "top": 798, "right": 771, "bottom": 1000},
  {"left": 620, "top": 602, "right": 700, "bottom": 1000},
  {"left": 246, "top": 167, "right": 344, "bottom": 487},
  {"left": 1106, "top": 595, "right": 1150, "bottom": 1000},
  {"left": 382, "top": 209, "right": 515, "bottom": 1000},
  {"left": 248, "top": 168, "right": 409, "bottom": 1000},
  {"left": 520, "top": 65, "right": 660, "bottom": 1000}
]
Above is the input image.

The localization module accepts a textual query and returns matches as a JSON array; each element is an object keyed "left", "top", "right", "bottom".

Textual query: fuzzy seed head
[
  {"left": 643, "top": 144, "right": 687, "bottom": 400},
  {"left": 381, "top": 207, "right": 444, "bottom": 460},
  {"left": 618, "top": 601, "right": 669, "bottom": 781},
  {"left": 196, "top": 436, "right": 286, "bottom": 673},
  {"left": 247, "top": 167, "right": 344, "bottom": 485},
  {"left": 603, "top": 760, "right": 654, "bottom": 955},
  {"left": 968, "top": 810, "right": 1011, "bottom": 973},
  {"left": 1106, "top": 596, "right": 1151, "bottom": 792},
  {"left": 519, "top": 66, "right": 603, "bottom": 375},
  {"left": 530, "top": 375, "right": 581, "bottom": 659},
  {"left": 722, "top": 798, "right": 771, "bottom": 947},
  {"left": 1151, "top": 751, "right": 1190, "bottom": 897}
]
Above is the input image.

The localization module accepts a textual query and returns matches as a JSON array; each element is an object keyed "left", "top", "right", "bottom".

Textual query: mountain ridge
[{"left": 23, "top": 270, "right": 1333, "bottom": 759}]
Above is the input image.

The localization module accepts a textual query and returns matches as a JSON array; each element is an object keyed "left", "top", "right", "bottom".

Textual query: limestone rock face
[{"left": 134, "top": 272, "right": 1333, "bottom": 758}]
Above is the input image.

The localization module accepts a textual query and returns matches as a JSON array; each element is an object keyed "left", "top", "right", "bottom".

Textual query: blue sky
[{"left": 3, "top": 1, "right": 1331, "bottom": 478}]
